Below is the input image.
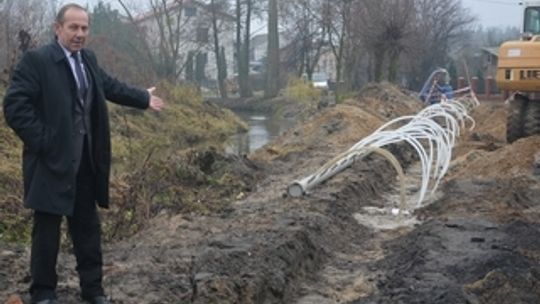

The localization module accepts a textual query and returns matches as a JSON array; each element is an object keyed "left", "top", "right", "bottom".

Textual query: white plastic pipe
[{"left": 288, "top": 89, "right": 479, "bottom": 210}]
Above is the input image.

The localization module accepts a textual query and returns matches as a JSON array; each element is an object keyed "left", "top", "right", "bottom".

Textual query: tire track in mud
[
  {"left": 355, "top": 176, "right": 540, "bottom": 304},
  {"left": 89, "top": 146, "right": 412, "bottom": 303},
  {"left": 177, "top": 145, "right": 418, "bottom": 304}
]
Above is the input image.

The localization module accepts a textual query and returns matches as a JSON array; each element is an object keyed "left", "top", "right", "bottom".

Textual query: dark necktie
[{"left": 72, "top": 52, "right": 87, "bottom": 100}]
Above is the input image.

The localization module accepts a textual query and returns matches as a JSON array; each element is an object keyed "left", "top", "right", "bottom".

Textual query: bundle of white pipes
[{"left": 287, "top": 88, "right": 479, "bottom": 212}]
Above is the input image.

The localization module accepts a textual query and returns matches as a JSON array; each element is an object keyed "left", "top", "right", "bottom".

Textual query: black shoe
[
  {"left": 34, "top": 300, "right": 59, "bottom": 304},
  {"left": 82, "top": 296, "right": 111, "bottom": 304}
]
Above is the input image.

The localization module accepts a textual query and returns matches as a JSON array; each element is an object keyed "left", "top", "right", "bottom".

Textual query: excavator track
[
  {"left": 506, "top": 95, "right": 528, "bottom": 143},
  {"left": 524, "top": 100, "right": 540, "bottom": 137}
]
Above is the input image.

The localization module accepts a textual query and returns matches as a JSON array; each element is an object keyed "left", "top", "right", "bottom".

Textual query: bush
[{"left": 284, "top": 77, "right": 321, "bottom": 108}]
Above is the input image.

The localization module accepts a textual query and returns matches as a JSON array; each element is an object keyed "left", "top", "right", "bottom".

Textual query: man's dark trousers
[{"left": 29, "top": 140, "right": 104, "bottom": 302}]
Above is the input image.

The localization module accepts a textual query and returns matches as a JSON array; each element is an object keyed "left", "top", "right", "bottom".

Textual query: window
[
  {"left": 524, "top": 7, "right": 540, "bottom": 35},
  {"left": 196, "top": 27, "right": 209, "bottom": 43},
  {"left": 185, "top": 6, "right": 197, "bottom": 17}
]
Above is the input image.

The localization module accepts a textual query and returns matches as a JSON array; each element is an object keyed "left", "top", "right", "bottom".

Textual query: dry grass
[
  {"left": 0, "top": 86, "right": 30, "bottom": 243},
  {"left": 0, "top": 82, "right": 255, "bottom": 243},
  {"left": 284, "top": 77, "right": 321, "bottom": 108}
]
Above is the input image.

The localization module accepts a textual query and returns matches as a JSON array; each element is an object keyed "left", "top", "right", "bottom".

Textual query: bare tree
[
  {"left": 117, "top": 0, "right": 210, "bottom": 83},
  {"left": 210, "top": 0, "right": 228, "bottom": 98},
  {"left": 235, "top": 0, "right": 253, "bottom": 97},
  {"left": 265, "top": 0, "right": 279, "bottom": 98},
  {"left": 281, "top": 0, "right": 327, "bottom": 80},
  {"left": 385, "top": 0, "right": 415, "bottom": 82},
  {"left": 404, "top": 0, "right": 474, "bottom": 89},
  {"left": 0, "top": 0, "right": 50, "bottom": 82},
  {"left": 355, "top": 0, "right": 415, "bottom": 82},
  {"left": 322, "top": 0, "right": 352, "bottom": 99},
  {"left": 89, "top": 1, "right": 155, "bottom": 86},
  {"left": 338, "top": 0, "right": 472, "bottom": 89},
  {"left": 251, "top": 0, "right": 473, "bottom": 93}
]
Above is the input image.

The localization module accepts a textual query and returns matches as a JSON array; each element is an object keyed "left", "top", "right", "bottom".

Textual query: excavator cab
[
  {"left": 496, "top": 2, "right": 540, "bottom": 142},
  {"left": 523, "top": 5, "right": 540, "bottom": 37}
]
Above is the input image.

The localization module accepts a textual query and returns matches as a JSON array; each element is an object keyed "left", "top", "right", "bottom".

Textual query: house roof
[
  {"left": 250, "top": 32, "right": 292, "bottom": 49},
  {"left": 250, "top": 33, "right": 267, "bottom": 47},
  {"left": 134, "top": 0, "right": 234, "bottom": 23},
  {"left": 482, "top": 47, "right": 499, "bottom": 57}
]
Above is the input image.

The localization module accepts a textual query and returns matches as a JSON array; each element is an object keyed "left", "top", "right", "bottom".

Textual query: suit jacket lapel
[{"left": 50, "top": 41, "right": 80, "bottom": 107}]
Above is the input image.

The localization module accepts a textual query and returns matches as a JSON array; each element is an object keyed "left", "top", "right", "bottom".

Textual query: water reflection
[{"left": 226, "top": 111, "right": 295, "bottom": 155}]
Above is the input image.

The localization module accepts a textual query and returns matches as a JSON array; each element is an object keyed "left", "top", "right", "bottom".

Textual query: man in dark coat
[{"left": 3, "top": 3, "right": 164, "bottom": 304}]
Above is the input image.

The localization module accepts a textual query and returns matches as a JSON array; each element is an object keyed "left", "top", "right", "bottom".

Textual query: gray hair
[{"left": 55, "top": 3, "right": 88, "bottom": 24}]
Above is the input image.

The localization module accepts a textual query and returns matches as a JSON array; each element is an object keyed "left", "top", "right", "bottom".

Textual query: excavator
[{"left": 496, "top": 2, "right": 540, "bottom": 142}]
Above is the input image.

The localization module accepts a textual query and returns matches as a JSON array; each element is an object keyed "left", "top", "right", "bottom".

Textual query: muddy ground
[{"left": 2, "top": 85, "right": 540, "bottom": 304}]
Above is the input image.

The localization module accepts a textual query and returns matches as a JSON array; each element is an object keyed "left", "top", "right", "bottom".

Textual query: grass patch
[{"left": 284, "top": 77, "right": 321, "bottom": 108}]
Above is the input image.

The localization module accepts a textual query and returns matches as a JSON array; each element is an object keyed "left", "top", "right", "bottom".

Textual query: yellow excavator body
[
  {"left": 497, "top": 38, "right": 540, "bottom": 91},
  {"left": 495, "top": 3, "right": 540, "bottom": 143}
]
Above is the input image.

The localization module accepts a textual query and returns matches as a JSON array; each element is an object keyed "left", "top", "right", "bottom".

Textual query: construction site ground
[{"left": 2, "top": 84, "right": 540, "bottom": 303}]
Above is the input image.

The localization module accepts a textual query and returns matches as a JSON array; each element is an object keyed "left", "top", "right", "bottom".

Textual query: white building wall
[
  {"left": 316, "top": 50, "right": 337, "bottom": 82},
  {"left": 136, "top": 3, "right": 235, "bottom": 83}
]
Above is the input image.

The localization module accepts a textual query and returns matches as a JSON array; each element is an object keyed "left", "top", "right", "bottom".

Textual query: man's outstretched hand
[{"left": 147, "top": 87, "right": 165, "bottom": 111}]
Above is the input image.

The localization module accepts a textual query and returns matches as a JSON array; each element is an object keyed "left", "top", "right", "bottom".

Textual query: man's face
[{"left": 54, "top": 8, "right": 89, "bottom": 53}]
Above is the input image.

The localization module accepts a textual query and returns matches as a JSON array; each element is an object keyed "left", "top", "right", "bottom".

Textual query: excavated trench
[
  {"left": 1, "top": 144, "right": 414, "bottom": 303},
  {"left": 183, "top": 145, "right": 417, "bottom": 304},
  {"left": 3, "top": 87, "right": 540, "bottom": 304}
]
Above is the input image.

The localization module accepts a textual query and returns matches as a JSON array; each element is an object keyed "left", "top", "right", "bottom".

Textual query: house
[
  {"left": 250, "top": 33, "right": 267, "bottom": 63},
  {"left": 481, "top": 47, "right": 499, "bottom": 78},
  {"left": 248, "top": 32, "right": 293, "bottom": 74},
  {"left": 314, "top": 49, "right": 337, "bottom": 82},
  {"left": 251, "top": 31, "right": 339, "bottom": 86},
  {"left": 134, "top": 0, "right": 235, "bottom": 85}
]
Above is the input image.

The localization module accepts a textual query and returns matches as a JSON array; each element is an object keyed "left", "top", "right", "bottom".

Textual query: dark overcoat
[{"left": 3, "top": 42, "right": 149, "bottom": 216}]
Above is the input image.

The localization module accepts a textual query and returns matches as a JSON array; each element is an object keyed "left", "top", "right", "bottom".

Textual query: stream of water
[{"left": 225, "top": 111, "right": 296, "bottom": 155}]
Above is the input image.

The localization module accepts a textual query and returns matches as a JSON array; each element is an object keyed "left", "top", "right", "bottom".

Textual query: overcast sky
[
  {"left": 76, "top": 0, "right": 524, "bottom": 29},
  {"left": 462, "top": 0, "right": 523, "bottom": 28}
]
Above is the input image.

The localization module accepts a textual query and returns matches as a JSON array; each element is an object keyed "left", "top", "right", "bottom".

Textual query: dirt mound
[
  {"left": 352, "top": 82, "right": 423, "bottom": 119},
  {"left": 357, "top": 82, "right": 419, "bottom": 104},
  {"left": 449, "top": 135, "right": 540, "bottom": 180},
  {"left": 250, "top": 104, "right": 386, "bottom": 163},
  {"left": 466, "top": 102, "right": 506, "bottom": 142},
  {"left": 452, "top": 102, "right": 507, "bottom": 160},
  {"left": 251, "top": 84, "right": 422, "bottom": 165}
]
